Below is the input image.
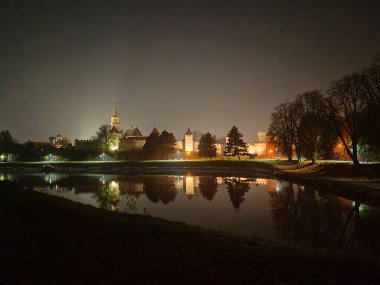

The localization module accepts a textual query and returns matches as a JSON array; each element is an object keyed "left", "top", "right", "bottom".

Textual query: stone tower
[
  {"left": 258, "top": 131, "right": 266, "bottom": 143},
  {"left": 110, "top": 98, "right": 120, "bottom": 132},
  {"left": 184, "top": 128, "right": 194, "bottom": 152}
]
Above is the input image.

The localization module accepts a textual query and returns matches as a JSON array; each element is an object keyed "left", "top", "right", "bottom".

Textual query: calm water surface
[{"left": 2, "top": 173, "right": 380, "bottom": 254}]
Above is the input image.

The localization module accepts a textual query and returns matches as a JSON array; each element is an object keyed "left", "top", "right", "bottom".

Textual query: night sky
[{"left": 1, "top": 0, "right": 380, "bottom": 142}]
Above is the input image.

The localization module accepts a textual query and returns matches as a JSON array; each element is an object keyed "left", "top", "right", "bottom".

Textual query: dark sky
[{"left": 1, "top": 0, "right": 380, "bottom": 142}]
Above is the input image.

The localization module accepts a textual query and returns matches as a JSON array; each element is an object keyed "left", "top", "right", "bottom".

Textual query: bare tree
[
  {"left": 192, "top": 130, "right": 204, "bottom": 142},
  {"left": 268, "top": 102, "right": 298, "bottom": 161},
  {"left": 360, "top": 55, "right": 380, "bottom": 150},
  {"left": 294, "top": 90, "right": 330, "bottom": 164},
  {"left": 361, "top": 55, "right": 380, "bottom": 107},
  {"left": 326, "top": 73, "right": 368, "bottom": 166}
]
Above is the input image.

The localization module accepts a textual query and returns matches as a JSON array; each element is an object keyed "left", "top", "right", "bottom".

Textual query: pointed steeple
[
  {"left": 110, "top": 98, "right": 120, "bottom": 132},
  {"left": 151, "top": 127, "right": 160, "bottom": 135},
  {"left": 112, "top": 98, "right": 118, "bottom": 116}
]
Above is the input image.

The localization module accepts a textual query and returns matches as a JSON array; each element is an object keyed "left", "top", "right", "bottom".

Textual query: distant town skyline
[{"left": 1, "top": 0, "right": 380, "bottom": 142}]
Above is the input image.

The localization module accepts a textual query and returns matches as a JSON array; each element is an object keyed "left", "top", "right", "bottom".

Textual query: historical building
[
  {"left": 184, "top": 128, "right": 194, "bottom": 152},
  {"left": 74, "top": 139, "right": 98, "bottom": 151},
  {"left": 245, "top": 131, "right": 277, "bottom": 157},
  {"left": 247, "top": 132, "right": 266, "bottom": 156},
  {"left": 49, "top": 134, "right": 71, "bottom": 148},
  {"left": 107, "top": 99, "right": 146, "bottom": 151},
  {"left": 119, "top": 125, "right": 146, "bottom": 151},
  {"left": 25, "top": 134, "right": 70, "bottom": 150}
]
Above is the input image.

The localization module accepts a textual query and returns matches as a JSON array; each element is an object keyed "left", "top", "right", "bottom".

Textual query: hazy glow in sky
[{"left": 1, "top": 0, "right": 379, "bottom": 142}]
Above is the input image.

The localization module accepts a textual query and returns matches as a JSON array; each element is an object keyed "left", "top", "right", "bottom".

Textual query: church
[
  {"left": 108, "top": 99, "right": 146, "bottom": 151},
  {"left": 108, "top": 100, "right": 189, "bottom": 153}
]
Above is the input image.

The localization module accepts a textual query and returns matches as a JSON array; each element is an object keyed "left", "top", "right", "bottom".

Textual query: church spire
[
  {"left": 110, "top": 98, "right": 120, "bottom": 132},
  {"left": 112, "top": 98, "right": 118, "bottom": 116}
]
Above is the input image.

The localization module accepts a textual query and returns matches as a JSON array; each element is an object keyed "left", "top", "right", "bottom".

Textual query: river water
[{"left": 1, "top": 172, "right": 380, "bottom": 255}]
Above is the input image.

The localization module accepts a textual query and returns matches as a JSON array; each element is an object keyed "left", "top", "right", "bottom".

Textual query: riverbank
[
  {"left": 273, "top": 162, "right": 380, "bottom": 206},
  {"left": 1, "top": 181, "right": 379, "bottom": 284},
  {"left": 0, "top": 160, "right": 277, "bottom": 177}
]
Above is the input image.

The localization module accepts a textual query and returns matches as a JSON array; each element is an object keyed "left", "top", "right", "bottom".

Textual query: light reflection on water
[{"left": 1, "top": 173, "right": 380, "bottom": 255}]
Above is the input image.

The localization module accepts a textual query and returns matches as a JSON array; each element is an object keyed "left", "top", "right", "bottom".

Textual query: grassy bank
[
  {"left": 274, "top": 161, "right": 380, "bottom": 179},
  {"left": 272, "top": 162, "right": 380, "bottom": 207},
  {"left": 1, "top": 181, "right": 379, "bottom": 284}
]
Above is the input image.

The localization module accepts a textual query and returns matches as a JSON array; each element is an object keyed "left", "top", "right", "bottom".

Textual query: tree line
[
  {"left": 94, "top": 124, "right": 250, "bottom": 160},
  {"left": 1, "top": 124, "right": 250, "bottom": 161},
  {"left": 269, "top": 55, "right": 380, "bottom": 166},
  {"left": 143, "top": 126, "right": 250, "bottom": 160}
]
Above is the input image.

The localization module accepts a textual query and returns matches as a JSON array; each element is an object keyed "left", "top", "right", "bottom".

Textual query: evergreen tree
[
  {"left": 0, "top": 130, "right": 20, "bottom": 161},
  {"left": 160, "top": 130, "right": 176, "bottom": 159},
  {"left": 143, "top": 128, "right": 161, "bottom": 159},
  {"left": 224, "top": 126, "right": 248, "bottom": 160},
  {"left": 198, "top": 132, "right": 217, "bottom": 160},
  {"left": 0, "top": 130, "right": 18, "bottom": 153}
]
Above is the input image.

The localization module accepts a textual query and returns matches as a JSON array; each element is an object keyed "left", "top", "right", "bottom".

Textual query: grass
[
  {"left": 1, "top": 181, "right": 380, "bottom": 284},
  {"left": 277, "top": 161, "right": 380, "bottom": 179}
]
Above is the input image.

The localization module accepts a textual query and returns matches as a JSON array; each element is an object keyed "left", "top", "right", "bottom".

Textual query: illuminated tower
[
  {"left": 258, "top": 131, "right": 266, "bottom": 143},
  {"left": 110, "top": 98, "right": 120, "bottom": 132},
  {"left": 184, "top": 128, "right": 194, "bottom": 152}
]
